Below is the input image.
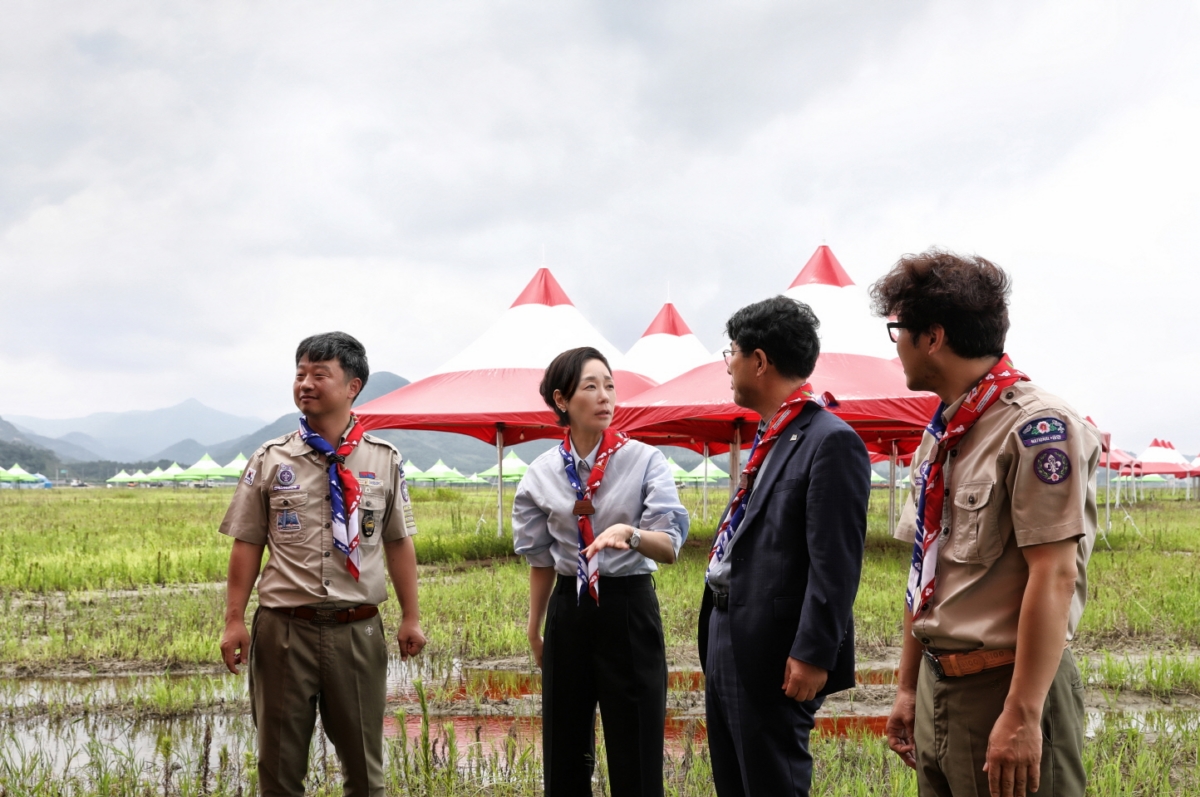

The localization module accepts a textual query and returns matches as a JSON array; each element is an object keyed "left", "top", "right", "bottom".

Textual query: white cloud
[{"left": 1, "top": 0, "right": 1197, "bottom": 451}]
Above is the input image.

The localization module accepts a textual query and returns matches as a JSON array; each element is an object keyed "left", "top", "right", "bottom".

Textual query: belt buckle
[
  {"left": 312, "top": 609, "right": 339, "bottom": 625},
  {"left": 923, "top": 649, "right": 946, "bottom": 680}
]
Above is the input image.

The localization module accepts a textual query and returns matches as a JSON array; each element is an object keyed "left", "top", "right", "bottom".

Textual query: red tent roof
[
  {"left": 641, "top": 303, "right": 693, "bottom": 337},
  {"left": 357, "top": 368, "right": 655, "bottom": 446},
  {"left": 788, "top": 245, "right": 855, "bottom": 289},
  {"left": 616, "top": 354, "right": 937, "bottom": 455},
  {"left": 510, "top": 268, "right": 573, "bottom": 308}
]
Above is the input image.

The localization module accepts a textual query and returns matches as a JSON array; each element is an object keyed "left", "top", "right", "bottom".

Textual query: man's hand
[
  {"left": 983, "top": 706, "right": 1043, "bottom": 797},
  {"left": 885, "top": 688, "right": 918, "bottom": 769},
  {"left": 396, "top": 617, "right": 427, "bottom": 661},
  {"left": 220, "top": 620, "right": 251, "bottom": 675},
  {"left": 782, "top": 657, "right": 827, "bottom": 702},
  {"left": 528, "top": 625, "right": 544, "bottom": 668}
]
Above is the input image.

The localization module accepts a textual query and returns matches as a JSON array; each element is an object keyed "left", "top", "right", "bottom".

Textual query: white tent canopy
[
  {"left": 1136, "top": 439, "right": 1194, "bottom": 477},
  {"left": 431, "top": 268, "right": 629, "bottom": 375},
  {"left": 623, "top": 303, "right": 712, "bottom": 384},
  {"left": 784, "top": 245, "right": 895, "bottom": 359}
]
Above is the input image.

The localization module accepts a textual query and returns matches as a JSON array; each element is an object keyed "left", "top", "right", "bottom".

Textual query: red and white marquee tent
[
  {"left": 1134, "top": 439, "right": 1194, "bottom": 478},
  {"left": 783, "top": 245, "right": 896, "bottom": 359},
  {"left": 622, "top": 303, "right": 712, "bottom": 384},
  {"left": 356, "top": 269, "right": 656, "bottom": 531}
]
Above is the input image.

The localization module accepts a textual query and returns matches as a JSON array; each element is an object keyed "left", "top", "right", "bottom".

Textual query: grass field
[{"left": 0, "top": 486, "right": 1198, "bottom": 794}]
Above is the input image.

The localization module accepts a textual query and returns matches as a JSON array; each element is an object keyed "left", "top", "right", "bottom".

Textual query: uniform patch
[
  {"left": 399, "top": 464, "right": 410, "bottom": 503},
  {"left": 277, "top": 464, "right": 296, "bottom": 486},
  {"left": 358, "top": 471, "right": 375, "bottom": 479},
  {"left": 361, "top": 510, "right": 377, "bottom": 538},
  {"left": 1034, "top": 448, "right": 1071, "bottom": 485},
  {"left": 1020, "top": 417, "right": 1068, "bottom": 448},
  {"left": 276, "top": 510, "right": 301, "bottom": 531},
  {"left": 271, "top": 484, "right": 300, "bottom": 492},
  {"left": 243, "top": 468, "right": 256, "bottom": 486}
]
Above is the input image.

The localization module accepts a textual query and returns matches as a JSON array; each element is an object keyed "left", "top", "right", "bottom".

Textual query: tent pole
[
  {"left": 496, "top": 426, "right": 504, "bottom": 538},
  {"left": 1103, "top": 448, "right": 1110, "bottom": 535},
  {"left": 888, "top": 440, "right": 898, "bottom": 538},
  {"left": 702, "top": 442, "right": 709, "bottom": 523}
]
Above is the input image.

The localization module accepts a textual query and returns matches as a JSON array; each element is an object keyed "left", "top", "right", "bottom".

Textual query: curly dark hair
[
  {"left": 725, "top": 296, "right": 820, "bottom": 380},
  {"left": 539, "top": 347, "right": 612, "bottom": 426},
  {"left": 869, "top": 249, "right": 1011, "bottom": 358}
]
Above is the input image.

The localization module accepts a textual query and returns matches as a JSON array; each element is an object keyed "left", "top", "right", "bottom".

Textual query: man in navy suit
[{"left": 700, "top": 296, "right": 871, "bottom": 797}]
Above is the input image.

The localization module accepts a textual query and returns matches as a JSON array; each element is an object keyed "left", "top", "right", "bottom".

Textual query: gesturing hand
[{"left": 582, "top": 524, "right": 634, "bottom": 558}]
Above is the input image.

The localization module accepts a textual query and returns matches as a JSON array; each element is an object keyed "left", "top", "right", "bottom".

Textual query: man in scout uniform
[
  {"left": 219, "top": 331, "right": 425, "bottom": 797},
  {"left": 874, "top": 251, "right": 1100, "bottom": 797}
]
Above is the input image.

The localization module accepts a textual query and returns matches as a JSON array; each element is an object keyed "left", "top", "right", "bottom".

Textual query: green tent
[
  {"left": 870, "top": 470, "right": 887, "bottom": 484},
  {"left": 7, "top": 464, "right": 41, "bottom": 483},
  {"left": 462, "top": 473, "right": 488, "bottom": 484},
  {"left": 402, "top": 463, "right": 426, "bottom": 482},
  {"left": 217, "top": 454, "right": 249, "bottom": 478},
  {"left": 144, "top": 467, "right": 166, "bottom": 481},
  {"left": 127, "top": 469, "right": 151, "bottom": 483},
  {"left": 106, "top": 470, "right": 133, "bottom": 484},
  {"left": 0, "top": 469, "right": 18, "bottom": 483},
  {"left": 480, "top": 450, "right": 530, "bottom": 480},
  {"left": 664, "top": 458, "right": 691, "bottom": 481},
  {"left": 174, "top": 454, "right": 226, "bottom": 481},
  {"left": 157, "top": 463, "right": 185, "bottom": 481},
  {"left": 421, "top": 459, "right": 467, "bottom": 484},
  {"left": 683, "top": 458, "right": 728, "bottom": 483}
]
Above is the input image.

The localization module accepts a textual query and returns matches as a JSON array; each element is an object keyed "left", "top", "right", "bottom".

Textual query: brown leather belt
[
  {"left": 267, "top": 605, "right": 378, "bottom": 625},
  {"left": 924, "top": 648, "right": 1015, "bottom": 679}
]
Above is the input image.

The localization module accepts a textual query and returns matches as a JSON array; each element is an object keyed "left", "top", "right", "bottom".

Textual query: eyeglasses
[
  {"left": 886, "top": 322, "right": 906, "bottom": 343},
  {"left": 721, "top": 348, "right": 740, "bottom": 366}
]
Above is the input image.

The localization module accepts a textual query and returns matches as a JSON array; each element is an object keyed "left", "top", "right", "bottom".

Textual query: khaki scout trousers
[
  {"left": 915, "top": 648, "right": 1086, "bottom": 797},
  {"left": 248, "top": 607, "right": 389, "bottom": 797}
]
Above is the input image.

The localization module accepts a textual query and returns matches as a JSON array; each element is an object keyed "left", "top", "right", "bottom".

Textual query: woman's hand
[{"left": 583, "top": 524, "right": 634, "bottom": 558}]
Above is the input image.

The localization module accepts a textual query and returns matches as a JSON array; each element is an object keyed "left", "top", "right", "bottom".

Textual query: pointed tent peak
[
  {"left": 511, "top": 268, "right": 574, "bottom": 308},
  {"left": 640, "top": 303, "right": 694, "bottom": 338},
  {"left": 788, "top": 245, "right": 854, "bottom": 289}
]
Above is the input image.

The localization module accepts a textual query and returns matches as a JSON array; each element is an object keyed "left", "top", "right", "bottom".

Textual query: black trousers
[
  {"left": 542, "top": 573, "right": 667, "bottom": 797},
  {"left": 705, "top": 602, "right": 824, "bottom": 797}
]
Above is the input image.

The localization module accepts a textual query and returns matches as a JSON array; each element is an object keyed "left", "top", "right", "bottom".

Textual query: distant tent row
[
  {"left": 0, "top": 464, "right": 46, "bottom": 484},
  {"left": 106, "top": 454, "right": 249, "bottom": 484}
]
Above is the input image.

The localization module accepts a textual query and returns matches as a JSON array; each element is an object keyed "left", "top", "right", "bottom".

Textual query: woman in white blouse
[{"left": 513, "top": 346, "right": 689, "bottom": 797}]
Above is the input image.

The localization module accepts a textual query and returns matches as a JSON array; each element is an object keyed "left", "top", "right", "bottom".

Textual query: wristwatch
[{"left": 629, "top": 529, "right": 642, "bottom": 549}]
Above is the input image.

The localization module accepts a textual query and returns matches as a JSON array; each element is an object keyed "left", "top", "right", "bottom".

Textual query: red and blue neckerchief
[
  {"left": 907, "top": 355, "right": 1028, "bottom": 617},
  {"left": 559, "top": 429, "right": 629, "bottom": 604},
  {"left": 299, "top": 414, "right": 366, "bottom": 580},
  {"left": 706, "top": 383, "right": 816, "bottom": 583}
]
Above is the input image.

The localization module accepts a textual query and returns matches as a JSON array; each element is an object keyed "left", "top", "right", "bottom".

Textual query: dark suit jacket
[{"left": 698, "top": 401, "right": 870, "bottom": 699}]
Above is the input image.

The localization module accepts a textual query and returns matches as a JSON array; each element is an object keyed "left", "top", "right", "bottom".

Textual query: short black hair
[
  {"left": 869, "top": 248, "right": 1010, "bottom": 358},
  {"left": 539, "top": 347, "right": 612, "bottom": 426},
  {"left": 725, "top": 296, "right": 820, "bottom": 380},
  {"left": 296, "top": 332, "right": 370, "bottom": 390}
]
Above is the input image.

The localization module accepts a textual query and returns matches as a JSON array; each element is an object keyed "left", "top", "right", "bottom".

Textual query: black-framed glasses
[
  {"left": 721, "top": 348, "right": 739, "bottom": 366},
  {"left": 886, "top": 322, "right": 906, "bottom": 343}
]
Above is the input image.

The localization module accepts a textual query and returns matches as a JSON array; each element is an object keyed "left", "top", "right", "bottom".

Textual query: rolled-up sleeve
[
  {"left": 512, "top": 476, "right": 556, "bottom": 567},
  {"left": 639, "top": 450, "right": 690, "bottom": 557}
]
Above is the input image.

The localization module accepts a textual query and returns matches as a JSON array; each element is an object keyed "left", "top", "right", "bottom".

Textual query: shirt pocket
[
  {"left": 269, "top": 492, "right": 310, "bottom": 544},
  {"left": 358, "top": 493, "right": 387, "bottom": 546},
  {"left": 950, "top": 481, "right": 1001, "bottom": 564}
]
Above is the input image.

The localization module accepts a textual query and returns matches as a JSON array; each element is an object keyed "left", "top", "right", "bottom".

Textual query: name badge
[{"left": 573, "top": 499, "right": 595, "bottom": 516}]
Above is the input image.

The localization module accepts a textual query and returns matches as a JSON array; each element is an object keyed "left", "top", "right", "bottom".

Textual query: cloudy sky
[{"left": 2, "top": 0, "right": 1197, "bottom": 452}]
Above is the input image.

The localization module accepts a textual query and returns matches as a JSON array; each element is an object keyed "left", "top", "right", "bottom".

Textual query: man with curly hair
[{"left": 875, "top": 251, "right": 1100, "bottom": 797}]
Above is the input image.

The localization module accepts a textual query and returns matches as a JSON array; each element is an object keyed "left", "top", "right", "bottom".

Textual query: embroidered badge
[
  {"left": 277, "top": 464, "right": 296, "bottom": 486},
  {"left": 243, "top": 468, "right": 256, "bottom": 486},
  {"left": 399, "top": 462, "right": 410, "bottom": 503},
  {"left": 271, "top": 484, "right": 300, "bottom": 492},
  {"left": 1020, "top": 417, "right": 1068, "bottom": 448},
  {"left": 1034, "top": 448, "right": 1071, "bottom": 485},
  {"left": 358, "top": 471, "right": 376, "bottom": 479},
  {"left": 361, "top": 510, "right": 377, "bottom": 538},
  {"left": 276, "top": 510, "right": 301, "bottom": 531}
]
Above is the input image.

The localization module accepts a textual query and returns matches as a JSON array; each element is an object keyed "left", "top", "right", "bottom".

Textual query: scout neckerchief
[
  {"left": 559, "top": 429, "right": 629, "bottom": 604},
  {"left": 906, "top": 355, "right": 1028, "bottom": 618},
  {"left": 299, "top": 414, "right": 366, "bottom": 580},
  {"left": 706, "top": 383, "right": 816, "bottom": 583}
]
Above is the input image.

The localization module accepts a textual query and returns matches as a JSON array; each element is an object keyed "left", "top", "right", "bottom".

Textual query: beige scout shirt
[
  {"left": 219, "top": 428, "right": 417, "bottom": 609},
  {"left": 895, "top": 381, "right": 1101, "bottom": 652}
]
